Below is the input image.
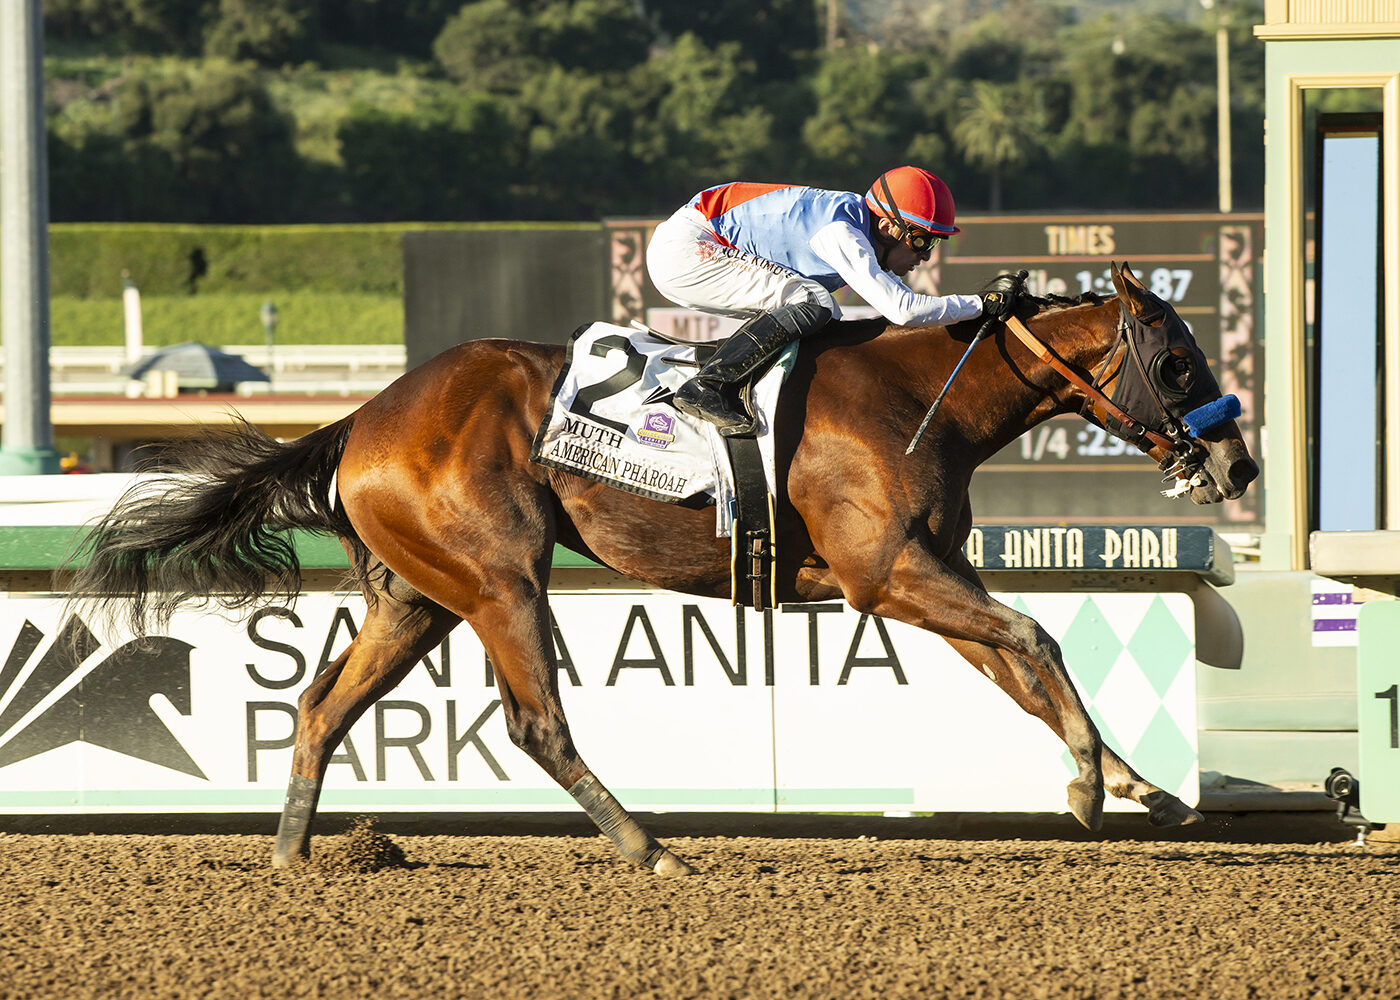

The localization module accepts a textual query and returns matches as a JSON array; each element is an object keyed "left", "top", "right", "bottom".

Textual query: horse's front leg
[
  {"left": 936, "top": 549, "right": 1202, "bottom": 826},
  {"left": 827, "top": 538, "right": 1107, "bottom": 830},
  {"left": 943, "top": 638, "right": 1202, "bottom": 826}
]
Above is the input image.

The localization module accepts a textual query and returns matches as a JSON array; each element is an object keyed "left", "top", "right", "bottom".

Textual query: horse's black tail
[{"left": 65, "top": 415, "right": 362, "bottom": 639}]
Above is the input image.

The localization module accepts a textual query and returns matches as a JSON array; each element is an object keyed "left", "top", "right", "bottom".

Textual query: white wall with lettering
[{"left": 0, "top": 589, "right": 1198, "bottom": 816}]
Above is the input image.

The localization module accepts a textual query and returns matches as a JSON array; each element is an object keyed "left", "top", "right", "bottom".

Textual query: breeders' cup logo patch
[{"left": 636, "top": 412, "right": 676, "bottom": 449}]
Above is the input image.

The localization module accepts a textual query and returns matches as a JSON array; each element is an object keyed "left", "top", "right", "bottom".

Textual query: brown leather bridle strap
[{"left": 1003, "top": 315, "right": 1179, "bottom": 463}]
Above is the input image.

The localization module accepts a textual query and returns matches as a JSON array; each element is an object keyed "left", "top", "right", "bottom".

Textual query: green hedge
[
  {"left": 29, "top": 222, "right": 604, "bottom": 344},
  {"left": 51, "top": 292, "right": 403, "bottom": 347},
  {"left": 0, "top": 526, "right": 599, "bottom": 570},
  {"left": 47, "top": 222, "right": 599, "bottom": 299},
  {"left": 49, "top": 224, "right": 405, "bottom": 298}
]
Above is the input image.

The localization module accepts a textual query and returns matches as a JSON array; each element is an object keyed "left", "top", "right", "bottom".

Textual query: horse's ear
[
  {"left": 1109, "top": 261, "right": 1143, "bottom": 295},
  {"left": 1110, "top": 261, "right": 1162, "bottom": 322}
]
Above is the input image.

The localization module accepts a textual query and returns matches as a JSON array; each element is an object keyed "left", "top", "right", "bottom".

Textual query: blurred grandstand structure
[
  {"left": 41, "top": 344, "right": 405, "bottom": 397},
  {"left": 0, "top": 345, "right": 404, "bottom": 471}
]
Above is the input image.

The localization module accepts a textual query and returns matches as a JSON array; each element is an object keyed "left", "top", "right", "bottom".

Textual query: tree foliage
[
  {"left": 644, "top": 0, "right": 820, "bottom": 81},
  {"left": 42, "top": 0, "right": 1268, "bottom": 222},
  {"left": 433, "top": 0, "right": 650, "bottom": 91},
  {"left": 801, "top": 47, "right": 924, "bottom": 191},
  {"left": 44, "top": 0, "right": 207, "bottom": 54},
  {"left": 339, "top": 92, "right": 517, "bottom": 220},
  {"left": 633, "top": 35, "right": 785, "bottom": 202},
  {"left": 51, "top": 63, "right": 302, "bottom": 222},
  {"left": 202, "top": 0, "right": 319, "bottom": 66},
  {"left": 318, "top": 0, "right": 461, "bottom": 57},
  {"left": 954, "top": 80, "right": 1047, "bottom": 211}
]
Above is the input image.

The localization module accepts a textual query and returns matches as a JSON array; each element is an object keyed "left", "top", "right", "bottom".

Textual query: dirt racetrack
[{"left": 2, "top": 815, "right": 1398, "bottom": 1000}]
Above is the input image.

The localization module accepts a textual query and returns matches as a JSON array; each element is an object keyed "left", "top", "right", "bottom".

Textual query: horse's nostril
[{"left": 1230, "top": 457, "right": 1260, "bottom": 487}]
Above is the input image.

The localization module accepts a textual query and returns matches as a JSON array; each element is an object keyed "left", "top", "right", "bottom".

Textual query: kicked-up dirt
[{"left": 1, "top": 821, "right": 1397, "bottom": 1000}]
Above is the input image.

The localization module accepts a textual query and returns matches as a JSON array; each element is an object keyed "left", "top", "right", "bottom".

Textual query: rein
[
  {"left": 904, "top": 290, "right": 1225, "bottom": 489},
  {"left": 1002, "top": 315, "right": 1181, "bottom": 466},
  {"left": 903, "top": 307, "right": 1180, "bottom": 463},
  {"left": 903, "top": 312, "right": 999, "bottom": 456}
]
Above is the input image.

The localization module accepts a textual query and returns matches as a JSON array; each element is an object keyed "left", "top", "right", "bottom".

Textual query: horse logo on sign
[{"left": 0, "top": 616, "right": 204, "bottom": 778}]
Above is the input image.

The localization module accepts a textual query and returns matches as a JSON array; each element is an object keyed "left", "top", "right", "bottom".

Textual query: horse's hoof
[
  {"left": 1144, "top": 790, "right": 1205, "bottom": 828},
  {"left": 651, "top": 850, "right": 697, "bottom": 877},
  {"left": 1067, "top": 778, "right": 1105, "bottom": 831},
  {"left": 271, "top": 849, "right": 310, "bottom": 870}
]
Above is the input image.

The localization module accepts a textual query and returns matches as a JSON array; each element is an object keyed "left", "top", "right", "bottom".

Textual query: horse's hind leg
[
  {"left": 272, "top": 560, "right": 460, "bottom": 868},
  {"left": 463, "top": 580, "right": 696, "bottom": 876},
  {"left": 942, "top": 638, "right": 1203, "bottom": 827},
  {"left": 342, "top": 479, "right": 696, "bottom": 875}
]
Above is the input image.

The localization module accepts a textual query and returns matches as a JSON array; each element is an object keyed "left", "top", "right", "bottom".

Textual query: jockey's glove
[{"left": 980, "top": 290, "right": 1016, "bottom": 320}]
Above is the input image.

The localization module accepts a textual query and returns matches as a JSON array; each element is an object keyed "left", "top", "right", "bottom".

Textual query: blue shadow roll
[{"left": 1183, "top": 394, "right": 1241, "bottom": 437}]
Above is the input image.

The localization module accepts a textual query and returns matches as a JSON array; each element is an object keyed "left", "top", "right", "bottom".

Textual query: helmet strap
[{"left": 878, "top": 171, "right": 914, "bottom": 245}]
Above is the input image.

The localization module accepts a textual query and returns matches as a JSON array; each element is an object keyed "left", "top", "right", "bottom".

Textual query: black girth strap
[{"left": 723, "top": 433, "right": 776, "bottom": 612}]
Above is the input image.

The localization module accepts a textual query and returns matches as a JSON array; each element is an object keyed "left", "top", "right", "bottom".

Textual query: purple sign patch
[{"left": 636, "top": 412, "right": 676, "bottom": 449}]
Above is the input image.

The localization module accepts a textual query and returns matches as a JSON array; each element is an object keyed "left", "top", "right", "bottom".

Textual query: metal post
[
  {"left": 261, "top": 300, "right": 279, "bottom": 393},
  {"left": 1215, "top": 5, "right": 1233, "bottom": 213},
  {"left": 0, "top": 0, "right": 60, "bottom": 474},
  {"left": 122, "top": 271, "right": 144, "bottom": 366}
]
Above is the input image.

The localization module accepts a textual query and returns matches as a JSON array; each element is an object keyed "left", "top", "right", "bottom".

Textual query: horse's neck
[
  {"left": 972, "top": 300, "right": 1119, "bottom": 454},
  {"left": 1021, "top": 299, "right": 1119, "bottom": 391},
  {"left": 824, "top": 308, "right": 1116, "bottom": 458}
]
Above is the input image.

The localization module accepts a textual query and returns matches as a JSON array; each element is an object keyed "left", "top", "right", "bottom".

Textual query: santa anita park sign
[{"left": 0, "top": 580, "right": 1202, "bottom": 818}]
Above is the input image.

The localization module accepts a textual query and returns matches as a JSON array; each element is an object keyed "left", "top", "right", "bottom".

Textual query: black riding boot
[{"left": 673, "top": 301, "right": 831, "bottom": 436}]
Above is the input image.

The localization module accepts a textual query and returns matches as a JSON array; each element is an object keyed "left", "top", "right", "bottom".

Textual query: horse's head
[{"left": 1101, "top": 262, "right": 1258, "bottom": 504}]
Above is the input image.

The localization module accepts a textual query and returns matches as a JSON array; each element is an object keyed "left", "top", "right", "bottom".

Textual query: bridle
[
  {"left": 1002, "top": 311, "right": 1213, "bottom": 484},
  {"left": 905, "top": 280, "right": 1239, "bottom": 491}
]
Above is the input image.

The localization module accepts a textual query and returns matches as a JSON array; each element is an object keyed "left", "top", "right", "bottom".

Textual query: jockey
[{"left": 646, "top": 166, "right": 1015, "bottom": 436}]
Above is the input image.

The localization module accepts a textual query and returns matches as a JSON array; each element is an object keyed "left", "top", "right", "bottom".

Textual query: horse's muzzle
[
  {"left": 1224, "top": 456, "right": 1260, "bottom": 498},
  {"left": 1190, "top": 447, "right": 1259, "bottom": 504}
]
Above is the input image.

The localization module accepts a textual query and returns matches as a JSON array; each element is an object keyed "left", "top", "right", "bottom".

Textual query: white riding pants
[{"left": 646, "top": 207, "right": 838, "bottom": 321}]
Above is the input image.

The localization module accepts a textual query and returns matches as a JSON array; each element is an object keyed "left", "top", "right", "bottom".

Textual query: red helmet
[{"left": 865, "top": 166, "right": 961, "bottom": 240}]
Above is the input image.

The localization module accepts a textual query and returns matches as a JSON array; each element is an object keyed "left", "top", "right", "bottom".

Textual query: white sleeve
[{"left": 809, "top": 220, "right": 984, "bottom": 327}]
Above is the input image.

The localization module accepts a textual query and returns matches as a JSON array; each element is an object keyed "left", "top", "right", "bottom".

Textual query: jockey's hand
[{"left": 980, "top": 290, "right": 1016, "bottom": 321}]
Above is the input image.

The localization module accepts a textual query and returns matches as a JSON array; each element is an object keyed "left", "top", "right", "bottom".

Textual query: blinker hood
[{"left": 1109, "top": 301, "right": 1222, "bottom": 438}]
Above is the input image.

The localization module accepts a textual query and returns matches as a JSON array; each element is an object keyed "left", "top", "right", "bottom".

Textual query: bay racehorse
[{"left": 68, "top": 263, "right": 1257, "bottom": 875}]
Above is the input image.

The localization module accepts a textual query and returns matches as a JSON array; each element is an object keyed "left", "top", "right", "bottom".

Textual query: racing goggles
[{"left": 903, "top": 227, "right": 942, "bottom": 254}]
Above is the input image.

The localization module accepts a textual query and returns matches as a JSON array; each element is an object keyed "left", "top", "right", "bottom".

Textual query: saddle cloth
[{"left": 530, "top": 322, "right": 793, "bottom": 537}]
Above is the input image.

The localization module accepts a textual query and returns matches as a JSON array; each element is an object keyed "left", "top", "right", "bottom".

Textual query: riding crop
[{"left": 904, "top": 312, "right": 999, "bottom": 456}]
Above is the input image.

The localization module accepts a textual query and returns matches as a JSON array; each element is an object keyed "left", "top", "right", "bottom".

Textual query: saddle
[{"left": 530, "top": 322, "right": 788, "bottom": 610}]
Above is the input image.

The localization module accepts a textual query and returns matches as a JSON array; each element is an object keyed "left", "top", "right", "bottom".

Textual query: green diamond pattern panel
[
  {"left": 1127, "top": 595, "right": 1193, "bottom": 698},
  {"left": 1128, "top": 705, "right": 1197, "bottom": 794},
  {"left": 1056, "top": 596, "right": 1123, "bottom": 700},
  {"left": 1028, "top": 592, "right": 1198, "bottom": 808},
  {"left": 1057, "top": 703, "right": 1130, "bottom": 782}
]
